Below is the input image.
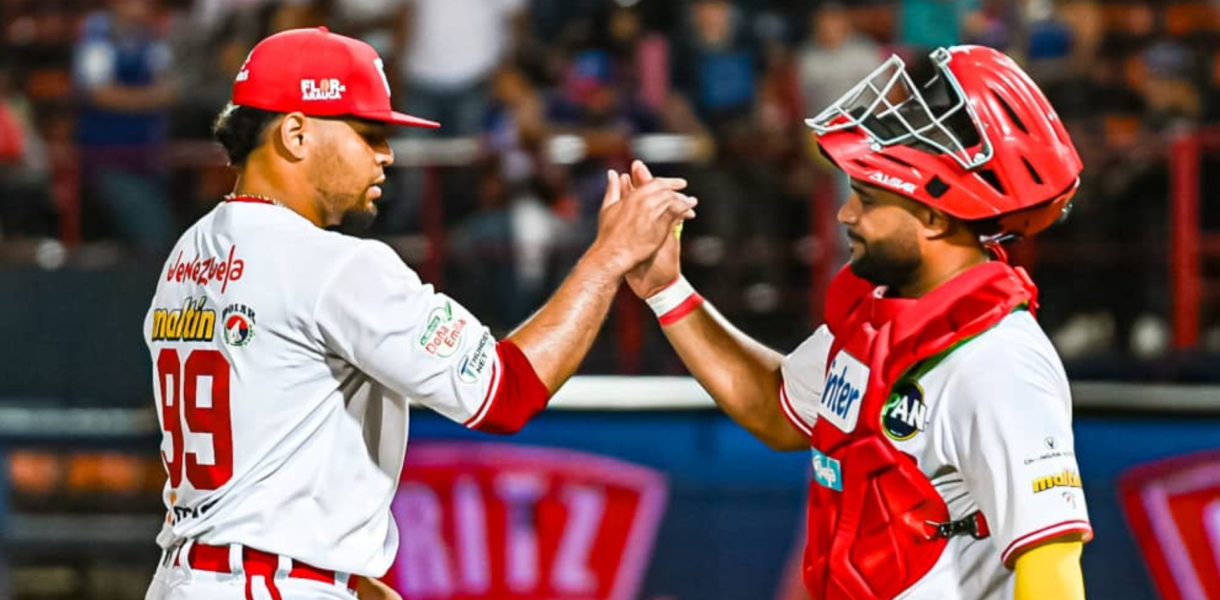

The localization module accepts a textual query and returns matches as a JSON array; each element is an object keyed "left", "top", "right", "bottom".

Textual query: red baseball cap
[{"left": 232, "top": 27, "right": 440, "bottom": 129}]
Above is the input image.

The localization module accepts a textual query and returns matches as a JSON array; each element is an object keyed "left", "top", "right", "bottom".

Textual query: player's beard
[
  {"left": 848, "top": 233, "right": 922, "bottom": 291},
  {"left": 312, "top": 144, "right": 379, "bottom": 233},
  {"left": 336, "top": 199, "right": 378, "bottom": 233}
]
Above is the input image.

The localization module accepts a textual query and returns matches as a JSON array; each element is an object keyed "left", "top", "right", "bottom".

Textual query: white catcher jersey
[
  {"left": 779, "top": 311, "right": 1092, "bottom": 600},
  {"left": 144, "top": 200, "right": 504, "bottom": 576}
]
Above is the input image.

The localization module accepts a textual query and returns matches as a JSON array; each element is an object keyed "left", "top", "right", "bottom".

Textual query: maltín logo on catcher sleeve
[{"left": 222, "top": 303, "right": 256, "bottom": 347}]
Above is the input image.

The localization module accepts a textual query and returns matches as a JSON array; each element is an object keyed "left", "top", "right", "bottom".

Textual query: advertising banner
[
  {"left": 1120, "top": 450, "right": 1220, "bottom": 600},
  {"left": 384, "top": 443, "right": 668, "bottom": 600}
]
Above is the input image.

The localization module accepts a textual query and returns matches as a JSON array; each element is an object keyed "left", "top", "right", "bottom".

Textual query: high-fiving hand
[
  {"left": 619, "top": 160, "right": 686, "bottom": 298},
  {"left": 592, "top": 163, "right": 696, "bottom": 277}
]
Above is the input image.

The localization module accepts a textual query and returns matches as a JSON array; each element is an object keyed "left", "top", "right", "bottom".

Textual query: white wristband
[{"left": 645, "top": 276, "right": 703, "bottom": 325}]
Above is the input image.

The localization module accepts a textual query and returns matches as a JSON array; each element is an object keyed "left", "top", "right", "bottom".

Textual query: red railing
[{"left": 1169, "top": 128, "right": 1220, "bottom": 349}]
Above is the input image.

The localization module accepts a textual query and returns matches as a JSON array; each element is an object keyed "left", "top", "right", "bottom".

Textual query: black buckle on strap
[{"left": 925, "top": 511, "right": 989, "bottom": 541}]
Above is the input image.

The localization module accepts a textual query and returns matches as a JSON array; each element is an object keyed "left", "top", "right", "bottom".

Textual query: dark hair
[{"left": 212, "top": 104, "right": 281, "bottom": 166}]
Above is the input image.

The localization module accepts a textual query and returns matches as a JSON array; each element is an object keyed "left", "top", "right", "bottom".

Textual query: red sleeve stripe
[
  {"left": 462, "top": 356, "right": 503, "bottom": 430},
  {"left": 778, "top": 381, "right": 814, "bottom": 437},
  {"left": 1001, "top": 520, "right": 1094, "bottom": 567}
]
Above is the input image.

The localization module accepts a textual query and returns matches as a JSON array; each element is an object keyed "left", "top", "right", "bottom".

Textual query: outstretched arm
[
  {"left": 316, "top": 169, "right": 695, "bottom": 435},
  {"left": 659, "top": 303, "right": 806, "bottom": 450},
  {"left": 623, "top": 161, "right": 807, "bottom": 451}
]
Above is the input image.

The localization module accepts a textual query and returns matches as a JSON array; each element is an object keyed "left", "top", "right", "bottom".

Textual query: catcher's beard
[{"left": 849, "top": 234, "right": 922, "bottom": 291}]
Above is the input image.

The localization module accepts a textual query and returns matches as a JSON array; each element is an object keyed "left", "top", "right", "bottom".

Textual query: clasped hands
[{"left": 594, "top": 160, "right": 690, "bottom": 299}]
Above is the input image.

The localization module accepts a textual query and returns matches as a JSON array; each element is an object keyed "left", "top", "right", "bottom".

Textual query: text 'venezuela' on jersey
[{"left": 143, "top": 200, "right": 534, "bottom": 577}]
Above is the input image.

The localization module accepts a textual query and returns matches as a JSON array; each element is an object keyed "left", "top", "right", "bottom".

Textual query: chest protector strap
[{"left": 803, "top": 262, "right": 1036, "bottom": 600}]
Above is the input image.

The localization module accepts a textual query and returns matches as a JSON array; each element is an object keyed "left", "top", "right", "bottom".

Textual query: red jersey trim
[
  {"left": 1001, "top": 519, "right": 1094, "bottom": 567},
  {"left": 224, "top": 195, "right": 276, "bottom": 205},
  {"left": 463, "top": 359, "right": 502, "bottom": 430},
  {"left": 464, "top": 340, "right": 550, "bottom": 434},
  {"left": 778, "top": 380, "right": 814, "bottom": 438}
]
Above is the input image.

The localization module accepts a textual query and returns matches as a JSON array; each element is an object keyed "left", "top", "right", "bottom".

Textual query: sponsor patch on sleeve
[
  {"left": 1031, "top": 469, "right": 1082, "bottom": 494},
  {"left": 458, "top": 332, "right": 495, "bottom": 384},
  {"left": 418, "top": 300, "right": 468, "bottom": 358}
]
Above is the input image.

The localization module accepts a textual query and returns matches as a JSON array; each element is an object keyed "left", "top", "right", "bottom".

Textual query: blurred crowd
[{"left": 1, "top": 0, "right": 1218, "bottom": 365}]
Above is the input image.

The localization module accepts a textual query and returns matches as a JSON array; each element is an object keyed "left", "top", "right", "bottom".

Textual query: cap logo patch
[{"left": 301, "top": 78, "right": 346, "bottom": 101}]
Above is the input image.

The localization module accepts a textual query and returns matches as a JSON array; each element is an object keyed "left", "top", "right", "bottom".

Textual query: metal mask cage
[{"left": 805, "top": 47, "right": 994, "bottom": 171}]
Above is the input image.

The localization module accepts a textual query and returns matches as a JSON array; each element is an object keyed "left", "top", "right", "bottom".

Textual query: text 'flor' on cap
[{"left": 231, "top": 27, "right": 440, "bottom": 129}]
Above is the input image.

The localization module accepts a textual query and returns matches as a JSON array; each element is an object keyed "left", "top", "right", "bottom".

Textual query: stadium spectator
[
  {"left": 392, "top": 0, "right": 527, "bottom": 138},
  {"left": 72, "top": 0, "right": 176, "bottom": 252},
  {"left": 796, "top": 3, "right": 880, "bottom": 123},
  {"left": 0, "top": 61, "right": 56, "bottom": 240}
]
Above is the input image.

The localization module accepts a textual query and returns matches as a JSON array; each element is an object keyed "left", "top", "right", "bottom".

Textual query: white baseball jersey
[
  {"left": 144, "top": 200, "right": 504, "bottom": 577},
  {"left": 779, "top": 311, "right": 1092, "bottom": 600}
]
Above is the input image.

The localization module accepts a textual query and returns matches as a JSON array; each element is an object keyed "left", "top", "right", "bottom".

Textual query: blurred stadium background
[{"left": 3, "top": 0, "right": 1220, "bottom": 598}]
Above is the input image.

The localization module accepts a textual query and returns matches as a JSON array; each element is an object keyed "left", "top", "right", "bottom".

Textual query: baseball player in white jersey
[
  {"left": 142, "top": 27, "right": 696, "bottom": 600},
  {"left": 621, "top": 45, "right": 1092, "bottom": 600}
]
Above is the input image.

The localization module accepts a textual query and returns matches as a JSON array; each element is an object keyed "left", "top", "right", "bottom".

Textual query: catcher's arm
[
  {"left": 621, "top": 161, "right": 806, "bottom": 451},
  {"left": 1013, "top": 537, "right": 1086, "bottom": 600},
  {"left": 357, "top": 577, "right": 403, "bottom": 600},
  {"left": 659, "top": 304, "right": 807, "bottom": 451}
]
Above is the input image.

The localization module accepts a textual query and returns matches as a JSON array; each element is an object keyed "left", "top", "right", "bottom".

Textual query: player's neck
[{"left": 231, "top": 159, "right": 325, "bottom": 227}]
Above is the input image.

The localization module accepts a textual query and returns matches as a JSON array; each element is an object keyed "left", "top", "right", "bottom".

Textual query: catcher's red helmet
[{"left": 808, "top": 45, "right": 1081, "bottom": 237}]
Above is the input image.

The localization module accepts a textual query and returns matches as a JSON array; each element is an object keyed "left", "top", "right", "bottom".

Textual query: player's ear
[
  {"left": 275, "top": 112, "right": 309, "bottom": 161},
  {"left": 921, "top": 206, "right": 954, "bottom": 240}
]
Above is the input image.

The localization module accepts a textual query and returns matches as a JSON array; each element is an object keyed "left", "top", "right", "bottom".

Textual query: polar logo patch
[{"left": 819, "top": 351, "right": 868, "bottom": 433}]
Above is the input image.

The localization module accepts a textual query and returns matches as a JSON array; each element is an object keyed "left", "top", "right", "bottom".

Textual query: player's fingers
[
  {"left": 645, "top": 177, "right": 689, "bottom": 193},
  {"left": 657, "top": 192, "right": 697, "bottom": 220},
  {"left": 620, "top": 172, "right": 634, "bottom": 196},
  {"left": 630, "top": 179, "right": 688, "bottom": 208},
  {"left": 601, "top": 169, "right": 621, "bottom": 211},
  {"left": 631, "top": 159, "right": 655, "bottom": 186}
]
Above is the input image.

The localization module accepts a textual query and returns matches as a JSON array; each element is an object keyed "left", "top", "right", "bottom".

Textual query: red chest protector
[{"left": 802, "top": 262, "right": 1037, "bottom": 600}]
